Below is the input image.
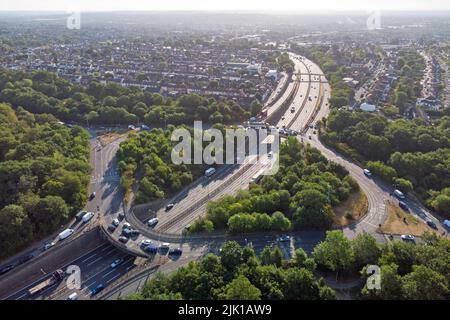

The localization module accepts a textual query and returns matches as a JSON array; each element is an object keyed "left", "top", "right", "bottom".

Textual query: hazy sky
[{"left": 0, "top": 0, "right": 449, "bottom": 12}]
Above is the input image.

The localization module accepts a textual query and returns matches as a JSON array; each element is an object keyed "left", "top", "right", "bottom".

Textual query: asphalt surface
[
  {"left": 4, "top": 242, "right": 135, "bottom": 300},
  {"left": 3, "top": 52, "right": 447, "bottom": 300}
]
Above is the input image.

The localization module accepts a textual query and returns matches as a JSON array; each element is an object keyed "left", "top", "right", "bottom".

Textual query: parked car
[
  {"left": 147, "top": 218, "right": 158, "bottom": 227},
  {"left": 143, "top": 245, "right": 158, "bottom": 254},
  {"left": 67, "top": 292, "right": 78, "bottom": 300},
  {"left": 401, "top": 234, "right": 415, "bottom": 242},
  {"left": 118, "top": 212, "right": 125, "bottom": 220},
  {"left": 118, "top": 236, "right": 129, "bottom": 243},
  {"left": 123, "top": 222, "right": 131, "bottom": 229},
  {"left": 112, "top": 219, "right": 120, "bottom": 227},
  {"left": 82, "top": 211, "right": 95, "bottom": 223},
  {"left": 130, "top": 229, "right": 140, "bottom": 237},
  {"left": 108, "top": 224, "right": 117, "bottom": 232},
  {"left": 75, "top": 211, "right": 87, "bottom": 221},
  {"left": 122, "top": 228, "right": 132, "bottom": 238},
  {"left": 89, "top": 192, "right": 96, "bottom": 200},
  {"left": 159, "top": 243, "right": 170, "bottom": 250},
  {"left": 141, "top": 239, "right": 153, "bottom": 247},
  {"left": 111, "top": 259, "right": 123, "bottom": 268},
  {"left": 168, "top": 248, "right": 183, "bottom": 255},
  {"left": 165, "top": 203, "right": 174, "bottom": 211}
]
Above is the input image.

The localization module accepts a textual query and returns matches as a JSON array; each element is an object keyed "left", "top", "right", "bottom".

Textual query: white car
[
  {"left": 112, "top": 218, "right": 120, "bottom": 227},
  {"left": 147, "top": 218, "right": 158, "bottom": 227},
  {"left": 141, "top": 239, "right": 153, "bottom": 247},
  {"left": 401, "top": 234, "right": 415, "bottom": 242}
]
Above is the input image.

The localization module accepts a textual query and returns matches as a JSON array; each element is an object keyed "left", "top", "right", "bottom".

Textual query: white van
[
  {"left": 58, "top": 228, "right": 74, "bottom": 240},
  {"left": 82, "top": 211, "right": 94, "bottom": 223},
  {"left": 67, "top": 292, "right": 78, "bottom": 300}
]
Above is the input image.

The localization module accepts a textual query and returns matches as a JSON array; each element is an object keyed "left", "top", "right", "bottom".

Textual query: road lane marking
[
  {"left": 81, "top": 253, "right": 97, "bottom": 263},
  {"left": 87, "top": 256, "right": 103, "bottom": 267},
  {"left": 106, "top": 273, "right": 122, "bottom": 284}
]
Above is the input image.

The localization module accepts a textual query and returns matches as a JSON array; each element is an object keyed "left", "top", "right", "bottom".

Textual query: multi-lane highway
[{"left": 2, "top": 51, "right": 447, "bottom": 300}]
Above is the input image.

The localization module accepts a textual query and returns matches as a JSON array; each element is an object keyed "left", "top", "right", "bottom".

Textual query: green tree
[
  {"left": 221, "top": 275, "right": 261, "bottom": 300},
  {"left": 313, "top": 231, "right": 355, "bottom": 278}
]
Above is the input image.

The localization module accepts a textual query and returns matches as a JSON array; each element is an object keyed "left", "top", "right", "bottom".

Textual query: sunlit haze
[{"left": 0, "top": 0, "right": 449, "bottom": 12}]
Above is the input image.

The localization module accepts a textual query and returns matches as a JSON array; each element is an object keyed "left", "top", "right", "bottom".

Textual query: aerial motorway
[{"left": 0, "top": 53, "right": 446, "bottom": 301}]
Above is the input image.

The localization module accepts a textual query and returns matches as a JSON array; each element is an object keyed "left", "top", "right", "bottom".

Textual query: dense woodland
[
  {"left": 189, "top": 137, "right": 360, "bottom": 233},
  {"left": 0, "top": 103, "right": 90, "bottom": 257},
  {"left": 129, "top": 232, "right": 450, "bottom": 300},
  {"left": 0, "top": 69, "right": 251, "bottom": 127},
  {"left": 321, "top": 110, "right": 450, "bottom": 217},
  {"left": 117, "top": 127, "right": 207, "bottom": 204}
]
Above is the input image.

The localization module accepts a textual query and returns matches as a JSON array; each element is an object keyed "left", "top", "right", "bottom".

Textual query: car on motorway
[
  {"left": 147, "top": 218, "right": 158, "bottom": 227},
  {"left": 393, "top": 189, "right": 406, "bottom": 200},
  {"left": 82, "top": 211, "right": 95, "bottom": 223},
  {"left": 399, "top": 201, "right": 409, "bottom": 212},
  {"left": 111, "top": 258, "right": 123, "bottom": 268},
  {"left": 401, "top": 234, "right": 415, "bottom": 242},
  {"left": 91, "top": 284, "right": 105, "bottom": 295},
  {"left": 426, "top": 220, "right": 437, "bottom": 230},
  {"left": 0, "top": 264, "right": 14, "bottom": 275},
  {"left": 89, "top": 192, "right": 96, "bottom": 200},
  {"left": 118, "top": 236, "right": 129, "bottom": 243},
  {"left": 363, "top": 169, "right": 372, "bottom": 177},
  {"left": 278, "top": 235, "right": 290, "bottom": 242},
  {"left": 43, "top": 241, "right": 56, "bottom": 251},
  {"left": 168, "top": 248, "right": 183, "bottom": 255},
  {"left": 165, "top": 203, "right": 175, "bottom": 211}
]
